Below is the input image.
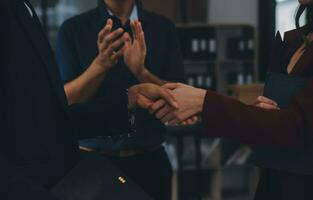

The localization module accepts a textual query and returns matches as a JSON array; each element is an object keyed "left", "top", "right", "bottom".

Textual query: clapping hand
[
  {"left": 123, "top": 20, "right": 147, "bottom": 77},
  {"left": 94, "top": 19, "right": 126, "bottom": 70}
]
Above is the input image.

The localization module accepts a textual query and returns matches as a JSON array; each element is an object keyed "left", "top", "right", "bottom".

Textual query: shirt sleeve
[
  {"left": 55, "top": 22, "right": 82, "bottom": 83},
  {"left": 69, "top": 91, "right": 130, "bottom": 139},
  {"left": 201, "top": 80, "right": 313, "bottom": 149},
  {"left": 162, "top": 21, "right": 185, "bottom": 83}
]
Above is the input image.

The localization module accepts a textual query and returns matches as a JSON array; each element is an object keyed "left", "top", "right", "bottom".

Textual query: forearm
[
  {"left": 135, "top": 68, "right": 166, "bottom": 86},
  {"left": 64, "top": 58, "right": 109, "bottom": 105},
  {"left": 201, "top": 91, "right": 306, "bottom": 149}
]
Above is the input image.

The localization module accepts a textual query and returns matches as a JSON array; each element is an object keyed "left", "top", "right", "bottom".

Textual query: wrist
[
  {"left": 92, "top": 57, "right": 110, "bottom": 75},
  {"left": 134, "top": 66, "right": 148, "bottom": 80},
  {"left": 195, "top": 88, "right": 207, "bottom": 113},
  {"left": 127, "top": 85, "right": 140, "bottom": 109}
]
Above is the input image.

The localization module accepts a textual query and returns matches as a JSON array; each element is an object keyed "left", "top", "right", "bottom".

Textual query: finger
[
  {"left": 155, "top": 105, "right": 174, "bottom": 120},
  {"left": 110, "top": 52, "right": 119, "bottom": 65},
  {"left": 159, "top": 89, "right": 178, "bottom": 109},
  {"left": 107, "top": 37, "right": 125, "bottom": 54},
  {"left": 257, "top": 96, "right": 278, "bottom": 106},
  {"left": 123, "top": 32, "right": 132, "bottom": 48},
  {"left": 137, "top": 95, "right": 154, "bottom": 109},
  {"left": 259, "top": 96, "right": 278, "bottom": 106},
  {"left": 110, "top": 48, "right": 124, "bottom": 63},
  {"left": 130, "top": 21, "right": 137, "bottom": 40},
  {"left": 192, "top": 116, "right": 199, "bottom": 122},
  {"left": 138, "top": 22, "right": 146, "bottom": 49},
  {"left": 186, "top": 117, "right": 197, "bottom": 125},
  {"left": 185, "top": 119, "right": 194, "bottom": 125},
  {"left": 161, "top": 112, "right": 176, "bottom": 124},
  {"left": 139, "top": 32, "right": 146, "bottom": 50},
  {"left": 169, "top": 109, "right": 197, "bottom": 125},
  {"left": 102, "top": 28, "right": 124, "bottom": 47},
  {"left": 163, "top": 83, "right": 180, "bottom": 90},
  {"left": 168, "top": 118, "right": 180, "bottom": 126},
  {"left": 135, "top": 21, "right": 141, "bottom": 40},
  {"left": 150, "top": 99, "right": 166, "bottom": 114},
  {"left": 256, "top": 103, "right": 279, "bottom": 110},
  {"left": 106, "top": 18, "right": 113, "bottom": 26},
  {"left": 98, "top": 20, "right": 113, "bottom": 46}
]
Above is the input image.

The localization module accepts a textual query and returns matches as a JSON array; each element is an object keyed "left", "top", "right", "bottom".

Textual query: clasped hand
[{"left": 128, "top": 83, "right": 207, "bottom": 126}]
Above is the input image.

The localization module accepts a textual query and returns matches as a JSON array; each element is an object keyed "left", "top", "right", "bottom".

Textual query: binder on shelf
[
  {"left": 226, "top": 37, "right": 255, "bottom": 60},
  {"left": 177, "top": 26, "right": 217, "bottom": 60},
  {"left": 183, "top": 62, "right": 216, "bottom": 90}
]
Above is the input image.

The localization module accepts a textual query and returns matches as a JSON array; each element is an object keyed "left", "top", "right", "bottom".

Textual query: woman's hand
[
  {"left": 254, "top": 96, "right": 280, "bottom": 110},
  {"left": 149, "top": 98, "right": 199, "bottom": 126}
]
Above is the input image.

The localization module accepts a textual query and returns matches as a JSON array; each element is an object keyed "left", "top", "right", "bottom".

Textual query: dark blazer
[
  {"left": 0, "top": 1, "right": 128, "bottom": 199},
  {"left": 201, "top": 27, "right": 313, "bottom": 149}
]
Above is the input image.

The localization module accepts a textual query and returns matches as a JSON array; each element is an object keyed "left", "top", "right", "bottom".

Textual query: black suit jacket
[{"left": 0, "top": 1, "right": 129, "bottom": 199}]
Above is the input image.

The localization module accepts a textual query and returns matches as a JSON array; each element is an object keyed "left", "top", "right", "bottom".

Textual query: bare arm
[
  {"left": 64, "top": 19, "right": 126, "bottom": 105},
  {"left": 64, "top": 58, "right": 110, "bottom": 105}
]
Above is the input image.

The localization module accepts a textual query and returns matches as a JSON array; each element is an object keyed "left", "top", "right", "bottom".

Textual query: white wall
[{"left": 208, "top": 0, "right": 258, "bottom": 26}]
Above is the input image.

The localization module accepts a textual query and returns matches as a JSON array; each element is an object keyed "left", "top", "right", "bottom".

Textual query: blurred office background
[{"left": 29, "top": 0, "right": 301, "bottom": 199}]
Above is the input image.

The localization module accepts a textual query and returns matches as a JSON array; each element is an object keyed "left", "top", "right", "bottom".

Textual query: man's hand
[
  {"left": 254, "top": 96, "right": 280, "bottom": 110},
  {"left": 123, "top": 20, "right": 147, "bottom": 77},
  {"left": 94, "top": 19, "right": 126, "bottom": 71},
  {"left": 150, "top": 83, "right": 207, "bottom": 125},
  {"left": 128, "top": 83, "right": 178, "bottom": 109}
]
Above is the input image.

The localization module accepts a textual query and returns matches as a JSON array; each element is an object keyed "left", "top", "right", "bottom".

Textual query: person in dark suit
[
  {"left": 55, "top": 0, "right": 185, "bottom": 199},
  {"left": 0, "top": 0, "right": 176, "bottom": 199},
  {"left": 132, "top": 0, "right": 313, "bottom": 199}
]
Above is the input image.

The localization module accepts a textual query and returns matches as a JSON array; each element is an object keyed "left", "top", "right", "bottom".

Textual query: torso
[{"left": 286, "top": 32, "right": 313, "bottom": 74}]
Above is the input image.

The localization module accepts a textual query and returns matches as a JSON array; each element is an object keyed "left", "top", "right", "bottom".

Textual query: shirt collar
[
  {"left": 107, "top": 4, "right": 138, "bottom": 21},
  {"left": 24, "top": 1, "right": 33, "bottom": 17},
  {"left": 98, "top": 0, "right": 146, "bottom": 22}
]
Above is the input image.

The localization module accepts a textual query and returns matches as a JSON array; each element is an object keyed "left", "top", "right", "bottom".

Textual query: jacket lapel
[{"left": 14, "top": 0, "right": 70, "bottom": 115}]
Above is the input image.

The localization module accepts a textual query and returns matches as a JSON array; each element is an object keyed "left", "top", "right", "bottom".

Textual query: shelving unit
[
  {"left": 29, "top": 0, "right": 97, "bottom": 48},
  {"left": 177, "top": 24, "right": 257, "bottom": 93},
  {"left": 167, "top": 24, "right": 258, "bottom": 200}
]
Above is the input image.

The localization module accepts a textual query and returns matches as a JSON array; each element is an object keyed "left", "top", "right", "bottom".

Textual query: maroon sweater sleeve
[{"left": 201, "top": 80, "right": 313, "bottom": 149}]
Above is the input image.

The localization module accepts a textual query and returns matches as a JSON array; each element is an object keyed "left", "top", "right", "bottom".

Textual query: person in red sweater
[{"left": 129, "top": 0, "right": 313, "bottom": 199}]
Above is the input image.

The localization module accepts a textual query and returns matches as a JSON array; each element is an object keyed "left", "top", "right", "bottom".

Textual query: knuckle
[
  {"left": 108, "top": 46, "right": 114, "bottom": 52},
  {"left": 104, "top": 37, "right": 110, "bottom": 43}
]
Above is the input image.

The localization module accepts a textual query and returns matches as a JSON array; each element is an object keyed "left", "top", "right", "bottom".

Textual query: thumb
[
  {"left": 159, "top": 88, "right": 178, "bottom": 109},
  {"left": 137, "top": 95, "right": 154, "bottom": 109},
  {"left": 163, "top": 83, "right": 180, "bottom": 90}
]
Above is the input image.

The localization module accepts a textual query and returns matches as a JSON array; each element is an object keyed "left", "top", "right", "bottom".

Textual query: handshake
[{"left": 128, "top": 83, "right": 207, "bottom": 126}]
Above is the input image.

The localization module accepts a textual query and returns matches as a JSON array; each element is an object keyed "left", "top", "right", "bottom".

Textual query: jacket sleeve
[
  {"left": 0, "top": 1, "right": 59, "bottom": 199},
  {"left": 201, "top": 80, "right": 313, "bottom": 149}
]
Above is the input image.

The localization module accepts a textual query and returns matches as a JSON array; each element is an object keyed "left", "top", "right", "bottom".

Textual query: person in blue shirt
[{"left": 55, "top": 0, "right": 184, "bottom": 199}]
